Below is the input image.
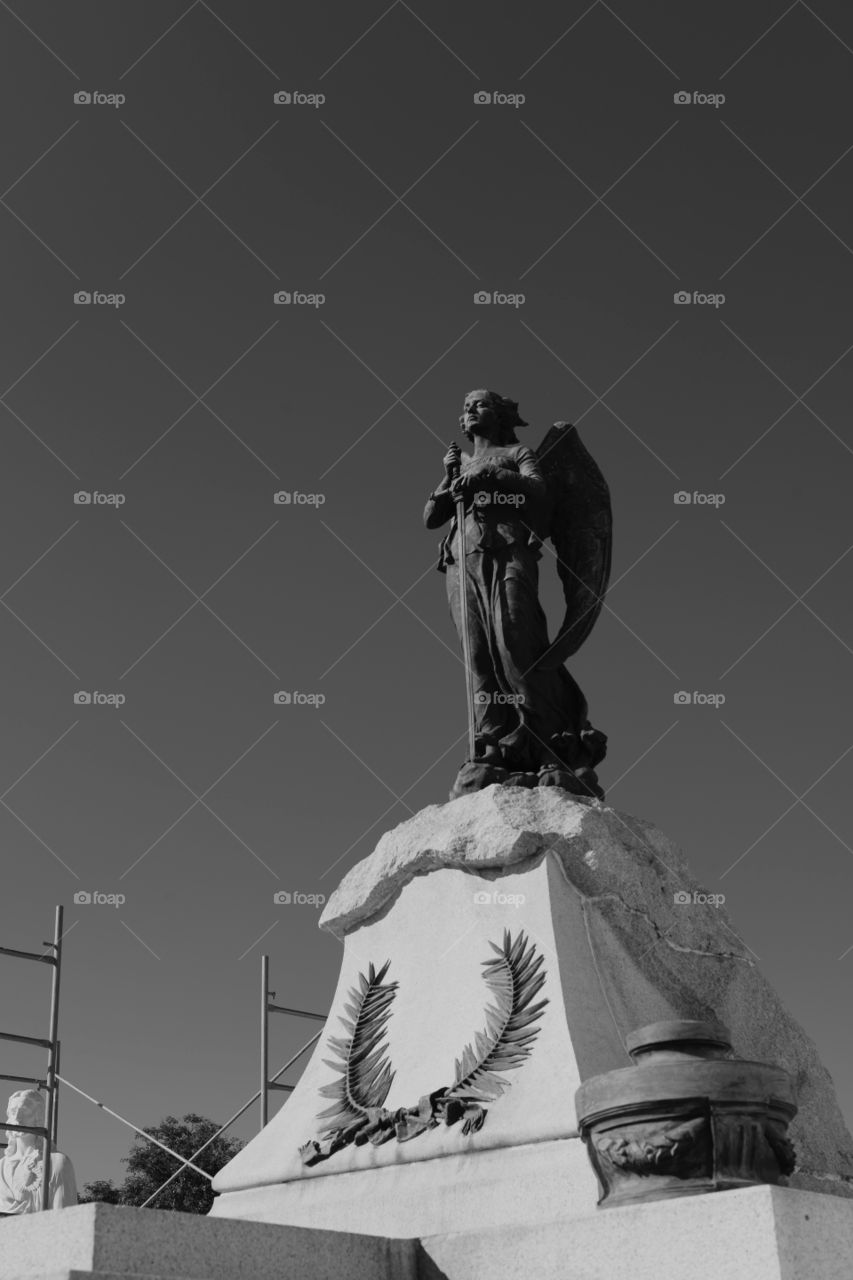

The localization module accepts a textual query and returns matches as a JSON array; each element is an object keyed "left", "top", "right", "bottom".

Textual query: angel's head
[
  {"left": 5, "top": 1090, "right": 45, "bottom": 1158},
  {"left": 460, "top": 390, "right": 528, "bottom": 444},
  {"left": 6, "top": 1091, "right": 44, "bottom": 1129}
]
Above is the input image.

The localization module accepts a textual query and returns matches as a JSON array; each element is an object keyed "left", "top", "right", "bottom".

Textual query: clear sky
[{"left": 1, "top": 0, "right": 852, "bottom": 1191}]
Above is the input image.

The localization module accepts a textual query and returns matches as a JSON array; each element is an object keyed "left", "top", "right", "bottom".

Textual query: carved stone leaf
[
  {"left": 315, "top": 959, "right": 398, "bottom": 1135},
  {"left": 447, "top": 928, "right": 548, "bottom": 1105}
]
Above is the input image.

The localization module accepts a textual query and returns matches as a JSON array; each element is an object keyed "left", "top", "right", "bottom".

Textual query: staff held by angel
[{"left": 424, "top": 390, "right": 610, "bottom": 801}]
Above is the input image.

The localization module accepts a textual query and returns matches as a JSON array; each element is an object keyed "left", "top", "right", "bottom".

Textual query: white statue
[{"left": 0, "top": 1090, "right": 77, "bottom": 1214}]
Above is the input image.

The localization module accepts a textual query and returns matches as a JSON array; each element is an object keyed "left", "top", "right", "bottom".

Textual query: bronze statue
[{"left": 424, "top": 390, "right": 610, "bottom": 800}]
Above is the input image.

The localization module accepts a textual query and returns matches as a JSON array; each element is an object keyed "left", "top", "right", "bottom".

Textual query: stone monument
[
  {"left": 206, "top": 397, "right": 853, "bottom": 1277},
  {"left": 9, "top": 394, "right": 853, "bottom": 1278}
]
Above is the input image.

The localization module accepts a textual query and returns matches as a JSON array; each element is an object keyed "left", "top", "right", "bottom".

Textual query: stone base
[
  {"left": 212, "top": 789, "right": 853, "bottom": 1229},
  {"left": 209, "top": 1135, "right": 598, "bottom": 1236},
  {"left": 0, "top": 1202, "right": 415, "bottom": 1280},
  {"left": 4, "top": 1186, "right": 853, "bottom": 1280},
  {"left": 424, "top": 1184, "right": 853, "bottom": 1279}
]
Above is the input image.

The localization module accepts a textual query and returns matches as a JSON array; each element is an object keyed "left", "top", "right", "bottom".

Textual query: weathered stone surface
[
  {"left": 318, "top": 786, "right": 853, "bottom": 1199},
  {"left": 211, "top": 787, "right": 852, "bottom": 1234},
  {"left": 7, "top": 1184, "right": 853, "bottom": 1280},
  {"left": 0, "top": 1201, "right": 414, "bottom": 1280},
  {"left": 421, "top": 1185, "right": 853, "bottom": 1280}
]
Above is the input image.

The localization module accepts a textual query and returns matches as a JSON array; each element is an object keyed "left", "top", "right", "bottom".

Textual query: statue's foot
[
  {"left": 504, "top": 771, "right": 538, "bottom": 788},
  {"left": 449, "top": 760, "right": 508, "bottom": 799},
  {"left": 538, "top": 763, "right": 604, "bottom": 801}
]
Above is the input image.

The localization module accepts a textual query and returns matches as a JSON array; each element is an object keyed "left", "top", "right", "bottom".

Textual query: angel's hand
[
  {"left": 449, "top": 473, "right": 474, "bottom": 502},
  {"left": 443, "top": 443, "right": 461, "bottom": 478}
]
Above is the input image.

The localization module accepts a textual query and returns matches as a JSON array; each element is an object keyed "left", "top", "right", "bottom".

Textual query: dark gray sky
[{"left": 1, "top": 0, "right": 852, "bottom": 1190}]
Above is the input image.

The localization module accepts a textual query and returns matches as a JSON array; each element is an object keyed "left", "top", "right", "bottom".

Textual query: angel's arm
[
  {"left": 424, "top": 477, "right": 455, "bottom": 529},
  {"left": 479, "top": 447, "right": 547, "bottom": 500}
]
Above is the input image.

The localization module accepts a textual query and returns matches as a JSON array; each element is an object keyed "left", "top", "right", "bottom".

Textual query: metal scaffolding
[
  {"left": 259, "top": 953, "right": 325, "bottom": 1130},
  {"left": 0, "top": 905, "right": 64, "bottom": 1210},
  {"left": 0, "top": 925, "right": 327, "bottom": 1212},
  {"left": 138, "top": 954, "right": 327, "bottom": 1206}
]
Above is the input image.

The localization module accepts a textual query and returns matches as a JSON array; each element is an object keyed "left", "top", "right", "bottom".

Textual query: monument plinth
[{"left": 210, "top": 787, "right": 853, "bottom": 1235}]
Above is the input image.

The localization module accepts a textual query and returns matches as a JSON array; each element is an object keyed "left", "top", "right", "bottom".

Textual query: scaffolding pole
[
  {"left": 42, "top": 906, "right": 62, "bottom": 1210},
  {"left": 0, "top": 904, "right": 63, "bottom": 1212},
  {"left": 259, "top": 955, "right": 325, "bottom": 1132},
  {"left": 260, "top": 955, "right": 269, "bottom": 1130}
]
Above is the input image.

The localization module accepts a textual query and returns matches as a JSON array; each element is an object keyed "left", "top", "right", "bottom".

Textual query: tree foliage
[{"left": 79, "top": 1113, "right": 243, "bottom": 1214}]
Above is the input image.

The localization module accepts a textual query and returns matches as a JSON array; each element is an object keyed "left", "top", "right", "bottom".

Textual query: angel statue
[
  {"left": 424, "top": 389, "right": 610, "bottom": 801},
  {"left": 0, "top": 1090, "right": 77, "bottom": 1214}
]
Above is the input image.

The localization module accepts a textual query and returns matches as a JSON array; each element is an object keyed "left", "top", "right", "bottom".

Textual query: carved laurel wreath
[{"left": 299, "top": 929, "right": 548, "bottom": 1166}]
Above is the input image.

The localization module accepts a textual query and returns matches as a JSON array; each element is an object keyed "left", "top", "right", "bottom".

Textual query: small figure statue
[
  {"left": 0, "top": 1090, "right": 77, "bottom": 1214},
  {"left": 424, "top": 390, "right": 610, "bottom": 800}
]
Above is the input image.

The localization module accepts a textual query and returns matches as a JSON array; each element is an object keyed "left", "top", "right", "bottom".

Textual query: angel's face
[
  {"left": 6, "top": 1094, "right": 42, "bottom": 1127},
  {"left": 462, "top": 392, "right": 498, "bottom": 438}
]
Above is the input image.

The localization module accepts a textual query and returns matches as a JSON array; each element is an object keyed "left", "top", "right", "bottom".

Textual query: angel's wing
[{"left": 535, "top": 422, "right": 611, "bottom": 668}]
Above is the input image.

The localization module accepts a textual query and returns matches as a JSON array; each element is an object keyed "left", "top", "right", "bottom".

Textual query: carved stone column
[{"left": 576, "top": 1019, "right": 797, "bottom": 1208}]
